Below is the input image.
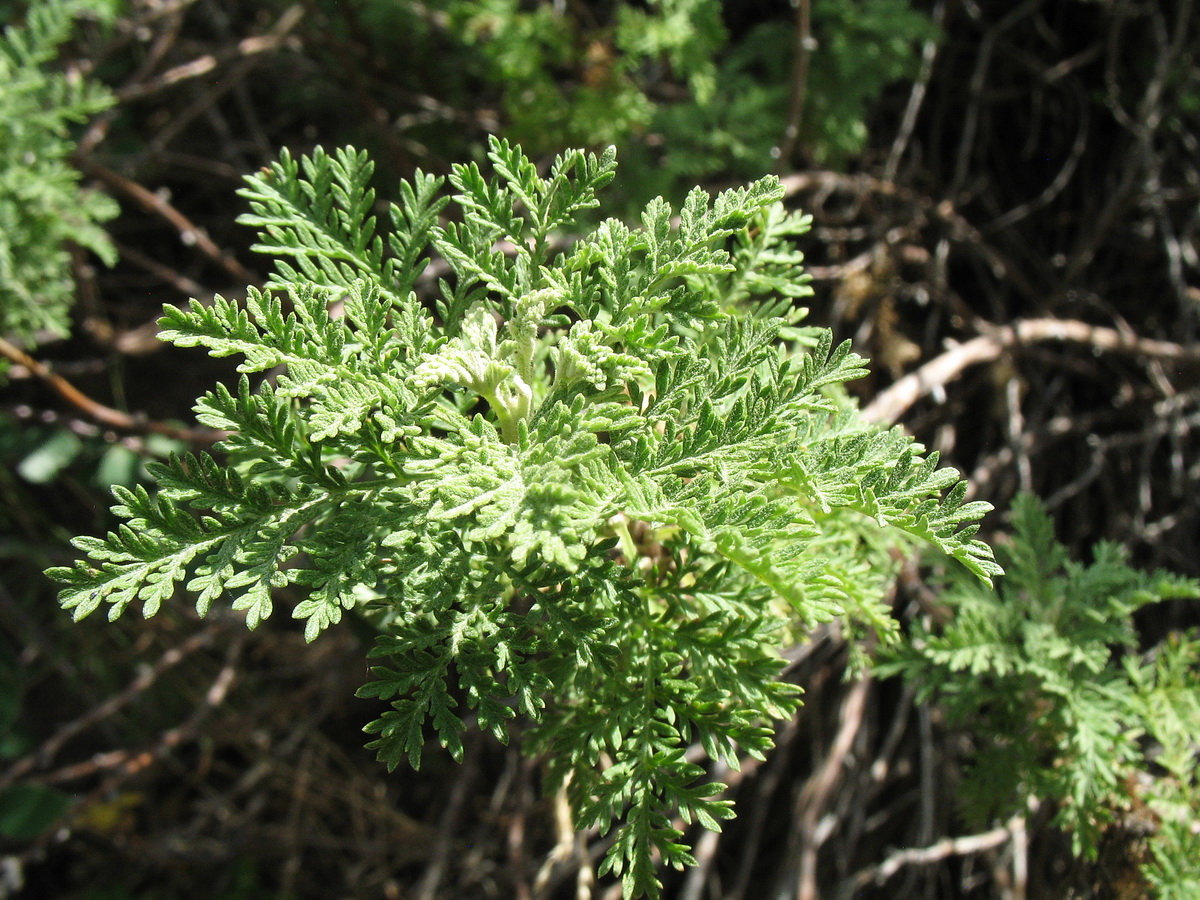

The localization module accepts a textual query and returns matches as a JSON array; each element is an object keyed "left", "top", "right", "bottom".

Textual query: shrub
[
  {"left": 878, "top": 493, "right": 1200, "bottom": 895},
  {"left": 49, "top": 137, "right": 999, "bottom": 897}
]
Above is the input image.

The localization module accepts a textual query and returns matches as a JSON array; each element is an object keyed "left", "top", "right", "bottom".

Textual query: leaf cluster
[
  {"left": 1126, "top": 633, "right": 1200, "bottom": 900},
  {"left": 803, "top": 0, "right": 941, "bottom": 165},
  {"left": 444, "top": 0, "right": 939, "bottom": 205},
  {"left": 878, "top": 493, "right": 1200, "bottom": 878},
  {"left": 0, "top": 0, "right": 118, "bottom": 350},
  {"left": 447, "top": 0, "right": 725, "bottom": 156},
  {"left": 50, "top": 137, "right": 998, "bottom": 896}
]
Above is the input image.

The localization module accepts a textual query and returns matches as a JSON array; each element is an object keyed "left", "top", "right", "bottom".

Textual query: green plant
[
  {"left": 878, "top": 494, "right": 1200, "bottom": 894},
  {"left": 1129, "top": 633, "right": 1200, "bottom": 900},
  {"left": 802, "top": 0, "right": 940, "bottom": 165},
  {"left": 447, "top": 0, "right": 725, "bottom": 156},
  {"left": 0, "top": 0, "right": 118, "bottom": 351},
  {"left": 443, "top": 0, "right": 939, "bottom": 201},
  {"left": 48, "top": 137, "right": 999, "bottom": 897},
  {"left": 624, "top": 0, "right": 941, "bottom": 192}
]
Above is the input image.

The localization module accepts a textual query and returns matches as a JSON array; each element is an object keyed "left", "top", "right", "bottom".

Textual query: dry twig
[
  {"left": 0, "top": 334, "right": 220, "bottom": 444},
  {"left": 861, "top": 317, "right": 1200, "bottom": 426}
]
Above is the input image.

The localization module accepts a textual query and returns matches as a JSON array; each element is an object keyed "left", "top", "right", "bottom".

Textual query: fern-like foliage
[
  {"left": 1127, "top": 633, "right": 1200, "bottom": 900},
  {"left": 0, "top": 0, "right": 117, "bottom": 351},
  {"left": 50, "top": 137, "right": 999, "bottom": 897},
  {"left": 878, "top": 493, "right": 1200, "bottom": 878}
]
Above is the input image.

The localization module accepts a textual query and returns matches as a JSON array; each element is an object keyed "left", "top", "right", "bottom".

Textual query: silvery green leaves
[
  {"left": 49, "top": 137, "right": 1000, "bottom": 898},
  {"left": 875, "top": 494, "right": 1200, "bottom": 863}
]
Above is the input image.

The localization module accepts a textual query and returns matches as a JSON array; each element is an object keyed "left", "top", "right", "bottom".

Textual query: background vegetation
[{"left": 2, "top": 0, "right": 1198, "bottom": 898}]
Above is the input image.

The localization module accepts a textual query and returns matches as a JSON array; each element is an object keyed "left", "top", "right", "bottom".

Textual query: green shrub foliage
[
  {"left": 802, "top": 0, "right": 941, "bottom": 164},
  {"left": 0, "top": 0, "right": 118, "bottom": 348},
  {"left": 447, "top": 0, "right": 938, "bottom": 196},
  {"left": 879, "top": 494, "right": 1200, "bottom": 891},
  {"left": 49, "top": 138, "right": 999, "bottom": 897},
  {"left": 448, "top": 0, "right": 724, "bottom": 154}
]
